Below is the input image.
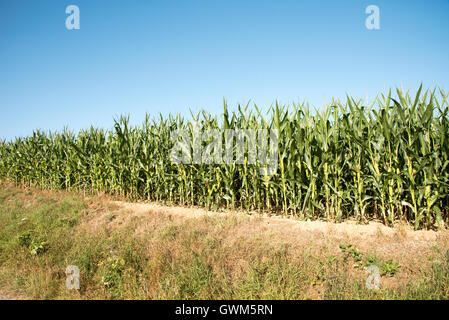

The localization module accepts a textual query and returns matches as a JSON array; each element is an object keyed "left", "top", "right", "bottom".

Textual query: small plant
[
  {"left": 339, "top": 243, "right": 351, "bottom": 254},
  {"left": 340, "top": 244, "right": 401, "bottom": 276},
  {"left": 18, "top": 230, "right": 48, "bottom": 255},
  {"left": 350, "top": 248, "right": 363, "bottom": 263},
  {"left": 380, "top": 259, "right": 401, "bottom": 277},
  {"left": 18, "top": 230, "right": 33, "bottom": 247},
  {"left": 98, "top": 256, "right": 127, "bottom": 296},
  {"left": 339, "top": 243, "right": 363, "bottom": 266},
  {"left": 29, "top": 239, "right": 49, "bottom": 255},
  {"left": 365, "top": 255, "right": 380, "bottom": 266}
]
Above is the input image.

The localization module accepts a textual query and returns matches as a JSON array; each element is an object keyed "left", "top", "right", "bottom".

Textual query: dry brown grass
[
  {"left": 73, "top": 192, "right": 449, "bottom": 296},
  {"left": 1, "top": 183, "right": 448, "bottom": 299}
]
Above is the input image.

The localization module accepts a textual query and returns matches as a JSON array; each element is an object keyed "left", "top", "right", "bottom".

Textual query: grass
[{"left": 0, "top": 184, "right": 448, "bottom": 300}]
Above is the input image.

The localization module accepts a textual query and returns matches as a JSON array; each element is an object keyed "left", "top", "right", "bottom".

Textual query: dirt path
[
  {"left": 82, "top": 199, "right": 448, "bottom": 267},
  {"left": 111, "top": 199, "right": 443, "bottom": 243}
]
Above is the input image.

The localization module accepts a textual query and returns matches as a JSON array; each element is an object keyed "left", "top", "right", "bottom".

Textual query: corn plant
[{"left": 0, "top": 86, "right": 448, "bottom": 230}]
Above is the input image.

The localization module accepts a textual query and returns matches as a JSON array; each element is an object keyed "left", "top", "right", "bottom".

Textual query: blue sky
[{"left": 1, "top": 0, "right": 448, "bottom": 140}]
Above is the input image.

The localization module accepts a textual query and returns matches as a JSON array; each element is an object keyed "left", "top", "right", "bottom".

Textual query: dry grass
[{"left": 0, "top": 183, "right": 448, "bottom": 300}]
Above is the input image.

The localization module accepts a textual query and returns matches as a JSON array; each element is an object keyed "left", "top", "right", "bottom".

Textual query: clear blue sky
[{"left": 1, "top": 0, "right": 448, "bottom": 140}]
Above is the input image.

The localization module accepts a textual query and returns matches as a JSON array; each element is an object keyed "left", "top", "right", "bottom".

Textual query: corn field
[{"left": 1, "top": 86, "right": 448, "bottom": 229}]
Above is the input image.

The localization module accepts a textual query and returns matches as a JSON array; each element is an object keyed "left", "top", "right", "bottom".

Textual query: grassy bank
[{"left": 0, "top": 183, "right": 448, "bottom": 299}]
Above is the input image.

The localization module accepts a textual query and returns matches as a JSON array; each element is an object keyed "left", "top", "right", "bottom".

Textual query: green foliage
[
  {"left": 1, "top": 86, "right": 448, "bottom": 229},
  {"left": 98, "top": 257, "right": 126, "bottom": 291},
  {"left": 18, "top": 231, "right": 48, "bottom": 255},
  {"left": 18, "top": 230, "right": 33, "bottom": 247},
  {"left": 339, "top": 243, "right": 400, "bottom": 276},
  {"left": 381, "top": 259, "right": 401, "bottom": 277},
  {"left": 29, "top": 239, "right": 48, "bottom": 256},
  {"left": 339, "top": 243, "right": 364, "bottom": 266}
]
